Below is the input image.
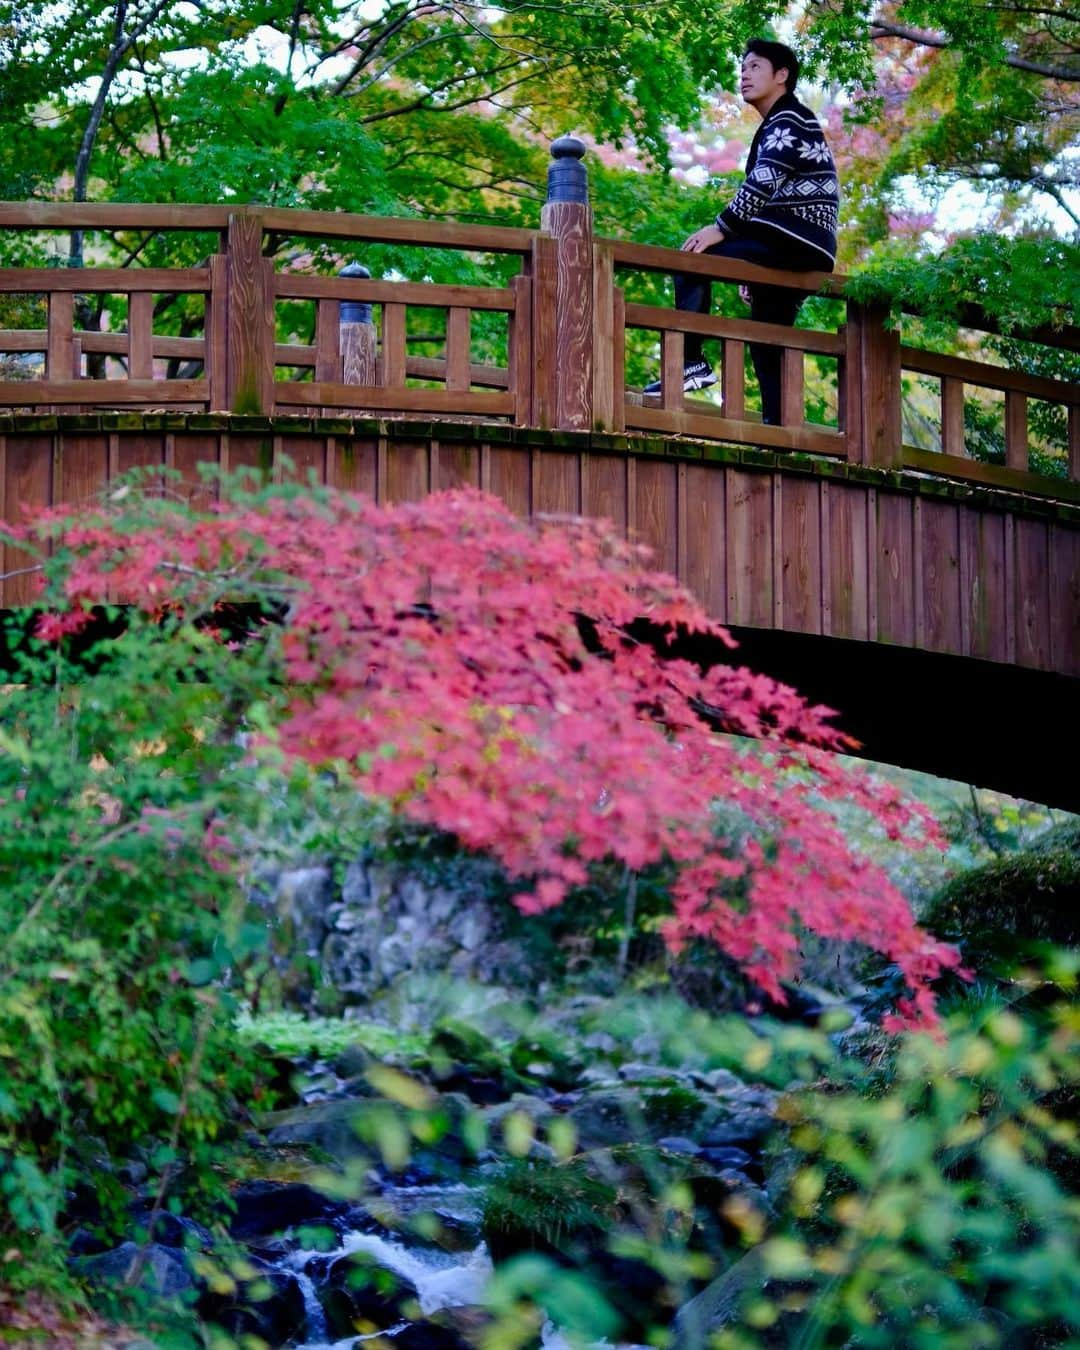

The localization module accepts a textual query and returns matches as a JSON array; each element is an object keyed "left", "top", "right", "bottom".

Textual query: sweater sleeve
[{"left": 716, "top": 121, "right": 802, "bottom": 235}]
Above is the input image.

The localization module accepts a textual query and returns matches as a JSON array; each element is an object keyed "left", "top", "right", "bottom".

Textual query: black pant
[{"left": 674, "top": 236, "right": 816, "bottom": 425}]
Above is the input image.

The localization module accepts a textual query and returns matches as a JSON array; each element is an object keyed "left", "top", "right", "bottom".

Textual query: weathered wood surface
[
  {"left": 0, "top": 418, "right": 1075, "bottom": 678},
  {"left": 902, "top": 447, "right": 1080, "bottom": 504},
  {"left": 276, "top": 382, "right": 513, "bottom": 416},
  {"left": 605, "top": 238, "right": 846, "bottom": 298},
  {"left": 624, "top": 303, "right": 845, "bottom": 355},
  {"left": 275, "top": 275, "right": 516, "bottom": 311},
  {"left": 0, "top": 379, "right": 206, "bottom": 405},
  {"left": 0, "top": 267, "right": 210, "bottom": 292},
  {"left": 901, "top": 346, "right": 1080, "bottom": 404},
  {"left": 0, "top": 202, "right": 533, "bottom": 253},
  {"left": 540, "top": 199, "right": 595, "bottom": 431}
]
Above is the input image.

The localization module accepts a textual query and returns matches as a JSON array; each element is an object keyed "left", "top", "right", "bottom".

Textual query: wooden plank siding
[{"left": 0, "top": 418, "right": 1075, "bottom": 679}]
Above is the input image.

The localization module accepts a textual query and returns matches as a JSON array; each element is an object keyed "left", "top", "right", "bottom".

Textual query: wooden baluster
[
  {"left": 1005, "top": 389, "right": 1027, "bottom": 471},
  {"left": 128, "top": 291, "right": 154, "bottom": 381},
  {"left": 206, "top": 256, "right": 228, "bottom": 411},
  {"left": 47, "top": 291, "right": 75, "bottom": 382},
  {"left": 224, "top": 213, "right": 274, "bottom": 415},
  {"left": 722, "top": 338, "right": 745, "bottom": 421},
  {"left": 446, "top": 306, "right": 471, "bottom": 392},
  {"left": 592, "top": 242, "right": 616, "bottom": 431},
  {"left": 381, "top": 302, "right": 406, "bottom": 388},
  {"left": 509, "top": 272, "right": 533, "bottom": 427},
  {"left": 941, "top": 375, "right": 966, "bottom": 457},
  {"left": 662, "top": 328, "right": 684, "bottom": 412},
  {"left": 843, "top": 308, "right": 863, "bottom": 463},
  {"left": 780, "top": 346, "right": 804, "bottom": 427},
  {"left": 610, "top": 286, "right": 626, "bottom": 433},
  {"left": 1070, "top": 404, "right": 1080, "bottom": 483},
  {"left": 314, "top": 296, "right": 341, "bottom": 382}
]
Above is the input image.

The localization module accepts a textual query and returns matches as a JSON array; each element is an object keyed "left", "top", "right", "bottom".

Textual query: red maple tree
[{"left": 24, "top": 484, "right": 960, "bottom": 1028}]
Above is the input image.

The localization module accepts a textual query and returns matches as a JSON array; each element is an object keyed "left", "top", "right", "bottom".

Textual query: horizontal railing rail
[{"left": 0, "top": 151, "right": 1076, "bottom": 502}]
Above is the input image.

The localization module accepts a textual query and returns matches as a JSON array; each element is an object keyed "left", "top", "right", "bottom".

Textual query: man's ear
[{"left": 775, "top": 65, "right": 790, "bottom": 88}]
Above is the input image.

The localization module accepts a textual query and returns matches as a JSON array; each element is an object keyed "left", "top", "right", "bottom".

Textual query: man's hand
[{"left": 682, "top": 224, "right": 725, "bottom": 253}]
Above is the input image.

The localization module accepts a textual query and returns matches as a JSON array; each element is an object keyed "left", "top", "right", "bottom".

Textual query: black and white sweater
[{"left": 716, "top": 92, "right": 839, "bottom": 269}]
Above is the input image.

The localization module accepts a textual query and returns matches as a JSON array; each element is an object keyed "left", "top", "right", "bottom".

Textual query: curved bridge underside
[{"left": 2, "top": 414, "right": 1076, "bottom": 807}]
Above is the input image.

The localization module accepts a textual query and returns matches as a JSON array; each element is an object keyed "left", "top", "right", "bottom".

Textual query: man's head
[{"left": 740, "top": 39, "right": 799, "bottom": 114}]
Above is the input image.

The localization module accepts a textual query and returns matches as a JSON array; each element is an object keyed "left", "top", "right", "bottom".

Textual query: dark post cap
[
  {"left": 551, "top": 136, "right": 587, "bottom": 160},
  {"left": 547, "top": 136, "right": 589, "bottom": 205},
  {"left": 339, "top": 262, "right": 372, "bottom": 325}
]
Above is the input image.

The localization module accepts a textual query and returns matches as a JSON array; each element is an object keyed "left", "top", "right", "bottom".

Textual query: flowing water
[{"left": 285, "top": 1203, "right": 491, "bottom": 1349}]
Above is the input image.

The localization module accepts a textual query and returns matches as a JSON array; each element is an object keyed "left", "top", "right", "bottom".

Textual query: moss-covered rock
[{"left": 567, "top": 1084, "right": 730, "bottom": 1150}]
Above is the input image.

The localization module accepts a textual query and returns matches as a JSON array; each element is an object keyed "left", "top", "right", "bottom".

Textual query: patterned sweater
[{"left": 716, "top": 92, "right": 839, "bottom": 269}]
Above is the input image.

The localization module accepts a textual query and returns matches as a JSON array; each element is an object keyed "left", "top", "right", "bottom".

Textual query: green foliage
[
  {"left": 0, "top": 562, "right": 315, "bottom": 1265},
  {"left": 0, "top": 0, "right": 775, "bottom": 224},
  {"left": 921, "top": 850, "right": 1080, "bottom": 976},
  {"left": 483, "top": 1158, "right": 618, "bottom": 1262},
  {"left": 714, "top": 984, "right": 1080, "bottom": 1348},
  {"left": 236, "top": 1009, "right": 425, "bottom": 1062},
  {"left": 848, "top": 235, "right": 1080, "bottom": 336}
]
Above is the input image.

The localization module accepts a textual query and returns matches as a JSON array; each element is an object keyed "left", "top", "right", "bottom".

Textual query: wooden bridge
[{"left": 0, "top": 148, "right": 1077, "bottom": 805}]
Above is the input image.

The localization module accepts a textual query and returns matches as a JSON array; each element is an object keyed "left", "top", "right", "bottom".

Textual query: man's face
[{"left": 740, "top": 53, "right": 788, "bottom": 109}]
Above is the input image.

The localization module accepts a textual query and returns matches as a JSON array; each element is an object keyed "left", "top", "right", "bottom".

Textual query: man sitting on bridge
[{"left": 645, "top": 39, "right": 840, "bottom": 426}]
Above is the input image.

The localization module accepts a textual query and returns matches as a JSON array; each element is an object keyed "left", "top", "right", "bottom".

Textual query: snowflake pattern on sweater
[{"left": 717, "top": 93, "right": 839, "bottom": 267}]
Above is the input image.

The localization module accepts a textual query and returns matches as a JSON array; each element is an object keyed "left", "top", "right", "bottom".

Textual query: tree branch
[
  {"left": 869, "top": 17, "right": 1080, "bottom": 80},
  {"left": 329, "top": 5, "right": 432, "bottom": 96},
  {"left": 69, "top": 0, "right": 176, "bottom": 268},
  {"left": 358, "top": 59, "right": 557, "bottom": 124}
]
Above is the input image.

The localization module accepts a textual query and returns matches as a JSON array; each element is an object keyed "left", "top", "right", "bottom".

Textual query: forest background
[{"left": 1, "top": 0, "right": 1078, "bottom": 316}]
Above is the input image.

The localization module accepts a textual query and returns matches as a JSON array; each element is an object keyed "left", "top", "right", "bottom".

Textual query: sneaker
[{"left": 643, "top": 358, "right": 717, "bottom": 395}]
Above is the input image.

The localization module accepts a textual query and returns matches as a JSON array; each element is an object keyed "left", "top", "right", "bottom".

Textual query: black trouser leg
[
  {"left": 672, "top": 270, "right": 711, "bottom": 365},
  {"left": 747, "top": 283, "right": 805, "bottom": 425},
  {"left": 671, "top": 237, "right": 812, "bottom": 420}
]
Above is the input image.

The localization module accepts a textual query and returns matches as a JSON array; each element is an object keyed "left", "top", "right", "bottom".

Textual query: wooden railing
[{"left": 0, "top": 146, "right": 1077, "bottom": 503}]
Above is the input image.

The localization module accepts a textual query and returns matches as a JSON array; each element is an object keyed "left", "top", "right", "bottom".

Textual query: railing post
[
  {"left": 539, "top": 137, "right": 594, "bottom": 431},
  {"left": 223, "top": 212, "right": 274, "bottom": 415},
  {"left": 845, "top": 300, "right": 902, "bottom": 469}
]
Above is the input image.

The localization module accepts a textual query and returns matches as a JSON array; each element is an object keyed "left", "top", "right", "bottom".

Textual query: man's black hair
[{"left": 743, "top": 38, "right": 800, "bottom": 93}]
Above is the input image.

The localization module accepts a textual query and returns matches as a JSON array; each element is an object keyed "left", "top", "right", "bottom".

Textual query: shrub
[
  {"left": 714, "top": 988, "right": 1080, "bottom": 1348},
  {"left": 0, "top": 605, "right": 291, "bottom": 1275},
  {"left": 921, "top": 849, "right": 1080, "bottom": 975}
]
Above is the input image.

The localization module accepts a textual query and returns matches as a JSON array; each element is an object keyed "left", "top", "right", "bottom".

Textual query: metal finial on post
[
  {"left": 338, "top": 262, "right": 376, "bottom": 386},
  {"left": 547, "top": 136, "right": 589, "bottom": 205}
]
